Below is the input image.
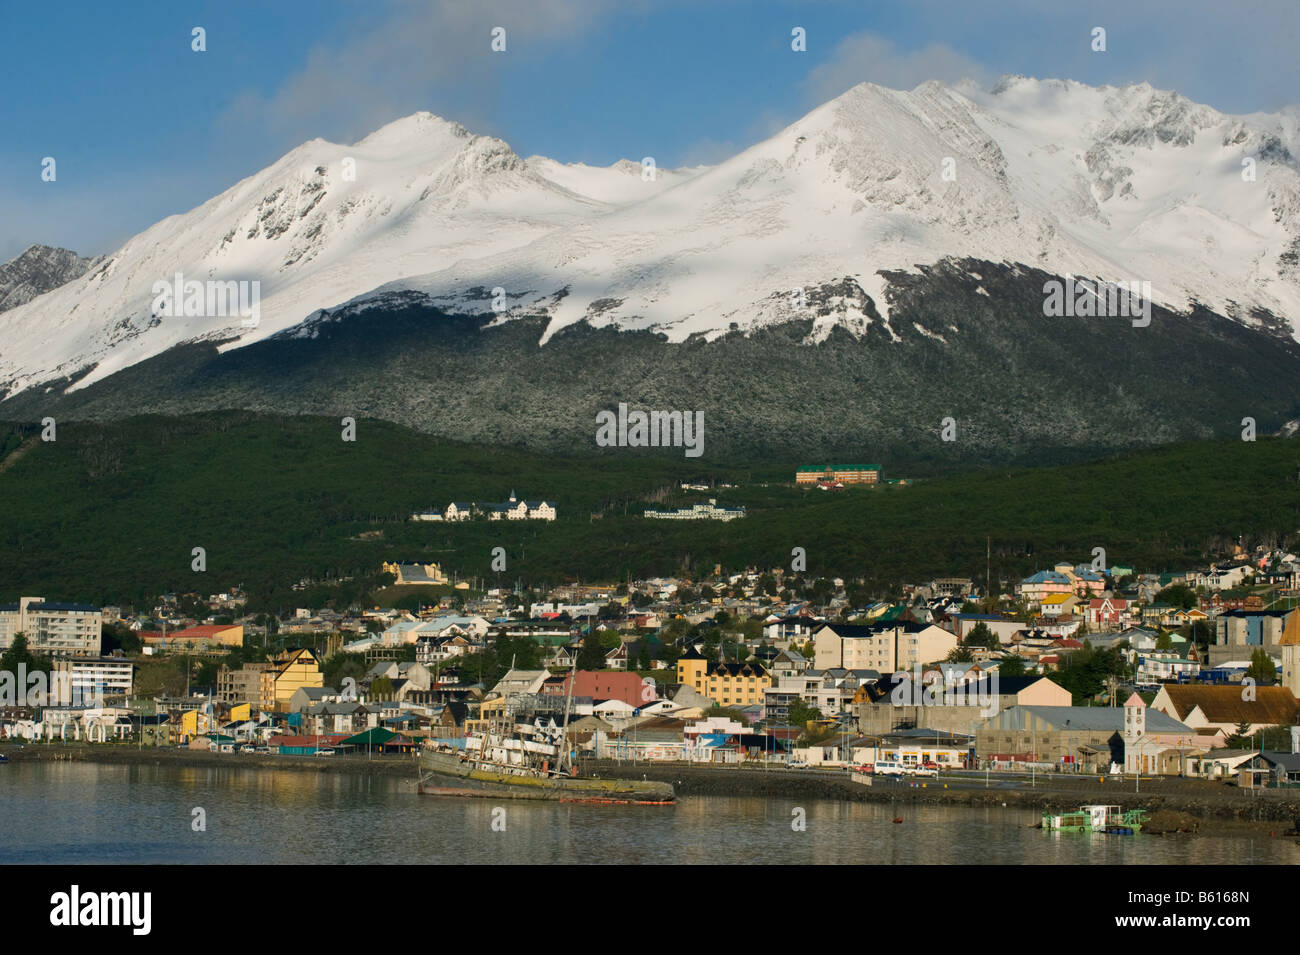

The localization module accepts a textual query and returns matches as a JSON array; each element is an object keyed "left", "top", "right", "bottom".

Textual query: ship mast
[{"left": 560, "top": 663, "right": 577, "bottom": 773}]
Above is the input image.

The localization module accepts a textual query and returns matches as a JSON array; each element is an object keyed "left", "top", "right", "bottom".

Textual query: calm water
[{"left": 1, "top": 762, "right": 1295, "bottom": 864}]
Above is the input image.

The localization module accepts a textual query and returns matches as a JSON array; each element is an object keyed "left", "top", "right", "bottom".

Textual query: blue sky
[{"left": 2, "top": 0, "right": 1296, "bottom": 261}]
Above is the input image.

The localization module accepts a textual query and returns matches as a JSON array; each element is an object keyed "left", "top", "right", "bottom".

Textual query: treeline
[{"left": 0, "top": 412, "right": 1297, "bottom": 607}]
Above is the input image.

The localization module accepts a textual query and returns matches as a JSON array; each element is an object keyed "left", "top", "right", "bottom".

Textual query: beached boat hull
[{"left": 418, "top": 749, "right": 675, "bottom": 805}]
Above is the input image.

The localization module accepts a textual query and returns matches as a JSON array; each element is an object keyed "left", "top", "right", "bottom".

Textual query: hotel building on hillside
[
  {"left": 796, "top": 464, "right": 881, "bottom": 485},
  {"left": 644, "top": 499, "right": 745, "bottom": 521},
  {"left": 0, "top": 597, "right": 103, "bottom": 657}
]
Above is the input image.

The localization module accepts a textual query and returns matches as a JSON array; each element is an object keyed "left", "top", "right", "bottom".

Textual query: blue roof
[{"left": 1022, "top": 571, "right": 1071, "bottom": 584}]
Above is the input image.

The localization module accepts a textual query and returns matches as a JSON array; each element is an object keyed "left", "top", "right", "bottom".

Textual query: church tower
[
  {"left": 1280, "top": 609, "right": 1300, "bottom": 699},
  {"left": 1122, "top": 692, "right": 1146, "bottom": 773}
]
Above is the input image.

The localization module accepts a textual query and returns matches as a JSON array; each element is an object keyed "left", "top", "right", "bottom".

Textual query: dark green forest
[{"left": 1, "top": 412, "right": 1298, "bottom": 610}]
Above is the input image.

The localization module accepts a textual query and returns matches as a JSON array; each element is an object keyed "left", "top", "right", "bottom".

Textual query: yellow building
[
  {"left": 271, "top": 648, "right": 324, "bottom": 712},
  {"left": 676, "top": 649, "right": 770, "bottom": 707}
]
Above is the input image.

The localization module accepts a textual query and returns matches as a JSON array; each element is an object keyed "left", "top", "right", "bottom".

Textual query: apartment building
[
  {"left": 812, "top": 621, "right": 957, "bottom": 673},
  {"left": 0, "top": 597, "right": 102, "bottom": 657},
  {"left": 50, "top": 657, "right": 135, "bottom": 702}
]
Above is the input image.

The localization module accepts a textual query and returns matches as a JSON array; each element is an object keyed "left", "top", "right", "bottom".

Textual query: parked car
[
  {"left": 313, "top": 749, "right": 335, "bottom": 757},
  {"left": 907, "top": 766, "right": 938, "bottom": 778},
  {"left": 874, "top": 761, "right": 906, "bottom": 776}
]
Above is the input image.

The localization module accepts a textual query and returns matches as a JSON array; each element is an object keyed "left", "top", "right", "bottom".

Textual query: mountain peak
[
  {"left": 0, "top": 244, "right": 97, "bottom": 315},
  {"left": 354, "top": 111, "right": 470, "bottom": 149}
]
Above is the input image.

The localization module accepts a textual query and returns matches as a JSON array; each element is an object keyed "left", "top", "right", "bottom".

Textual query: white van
[{"left": 874, "top": 761, "right": 906, "bottom": 776}]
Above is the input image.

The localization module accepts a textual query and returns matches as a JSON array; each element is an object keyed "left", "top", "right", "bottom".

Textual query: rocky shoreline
[{"left": 7, "top": 745, "right": 1300, "bottom": 836}]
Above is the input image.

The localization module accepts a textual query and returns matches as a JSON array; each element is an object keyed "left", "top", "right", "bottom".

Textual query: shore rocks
[{"left": 1144, "top": 810, "right": 1200, "bottom": 835}]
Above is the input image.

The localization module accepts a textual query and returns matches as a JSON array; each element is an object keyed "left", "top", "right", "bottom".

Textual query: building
[
  {"left": 50, "top": 657, "right": 135, "bottom": 703},
  {"left": 217, "top": 662, "right": 275, "bottom": 707},
  {"left": 270, "top": 649, "right": 324, "bottom": 711},
  {"left": 0, "top": 598, "right": 102, "bottom": 657},
  {"left": 160, "top": 624, "right": 244, "bottom": 650},
  {"left": 1018, "top": 572, "right": 1073, "bottom": 606},
  {"left": 1085, "top": 597, "right": 1132, "bottom": 630},
  {"left": 855, "top": 674, "right": 1072, "bottom": 735},
  {"left": 1210, "top": 608, "right": 1295, "bottom": 667},
  {"left": 795, "top": 464, "right": 880, "bottom": 485},
  {"left": 381, "top": 561, "right": 447, "bottom": 586},
  {"left": 644, "top": 499, "right": 745, "bottom": 521},
  {"left": 1282, "top": 610, "right": 1300, "bottom": 699},
  {"left": 675, "top": 649, "right": 770, "bottom": 706},
  {"left": 812, "top": 621, "right": 957, "bottom": 673},
  {"left": 978, "top": 699, "right": 1209, "bottom": 773},
  {"left": 1149, "top": 683, "right": 1300, "bottom": 738}
]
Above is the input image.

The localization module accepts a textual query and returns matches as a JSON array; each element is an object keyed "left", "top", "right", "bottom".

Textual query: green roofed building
[{"left": 796, "top": 464, "right": 881, "bottom": 485}]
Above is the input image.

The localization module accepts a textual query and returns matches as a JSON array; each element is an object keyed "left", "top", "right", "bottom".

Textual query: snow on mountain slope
[
  {"left": 524, "top": 156, "right": 705, "bottom": 205},
  {"left": 0, "top": 113, "right": 621, "bottom": 395},
  {"left": 371, "top": 77, "right": 1300, "bottom": 345},
  {"left": 3, "top": 78, "right": 1300, "bottom": 400}
]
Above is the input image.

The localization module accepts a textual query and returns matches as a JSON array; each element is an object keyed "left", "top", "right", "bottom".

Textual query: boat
[
  {"left": 418, "top": 677, "right": 674, "bottom": 805},
  {"left": 1041, "top": 803, "right": 1147, "bottom": 834}
]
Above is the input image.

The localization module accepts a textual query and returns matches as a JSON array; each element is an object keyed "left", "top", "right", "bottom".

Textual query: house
[
  {"left": 1237, "top": 750, "right": 1300, "bottom": 786},
  {"left": 1085, "top": 598, "right": 1131, "bottom": 630},
  {"left": 763, "top": 614, "right": 819, "bottom": 644},
  {"left": 1018, "top": 572, "right": 1073, "bottom": 606},
  {"left": 287, "top": 685, "right": 343, "bottom": 713},
  {"left": 1039, "top": 593, "right": 1079, "bottom": 618},
  {"left": 1149, "top": 684, "right": 1300, "bottom": 737}
]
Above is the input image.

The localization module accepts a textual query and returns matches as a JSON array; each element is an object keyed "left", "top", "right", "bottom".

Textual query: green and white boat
[{"left": 1042, "top": 804, "right": 1147, "bottom": 834}]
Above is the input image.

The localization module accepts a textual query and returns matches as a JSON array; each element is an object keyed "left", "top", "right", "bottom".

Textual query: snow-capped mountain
[
  {"left": 0, "top": 245, "right": 99, "bottom": 315},
  {"left": 2, "top": 76, "right": 1299, "bottom": 402}
]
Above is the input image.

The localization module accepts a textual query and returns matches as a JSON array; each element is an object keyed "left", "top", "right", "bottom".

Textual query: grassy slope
[{"left": 0, "top": 412, "right": 1297, "bottom": 607}]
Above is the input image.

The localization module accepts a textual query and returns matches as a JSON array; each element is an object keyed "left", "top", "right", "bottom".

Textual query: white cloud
[
  {"left": 217, "top": 0, "right": 617, "bottom": 151},
  {"left": 803, "top": 32, "right": 994, "bottom": 104}
]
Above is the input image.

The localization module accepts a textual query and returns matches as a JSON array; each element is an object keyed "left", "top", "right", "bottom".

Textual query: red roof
[{"left": 173, "top": 624, "right": 239, "bottom": 638}]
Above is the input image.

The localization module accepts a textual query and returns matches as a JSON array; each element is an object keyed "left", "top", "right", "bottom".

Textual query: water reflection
[{"left": 2, "top": 763, "right": 1294, "bottom": 865}]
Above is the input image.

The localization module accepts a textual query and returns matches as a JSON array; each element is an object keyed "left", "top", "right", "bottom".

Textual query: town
[{"left": 3, "top": 546, "right": 1299, "bottom": 787}]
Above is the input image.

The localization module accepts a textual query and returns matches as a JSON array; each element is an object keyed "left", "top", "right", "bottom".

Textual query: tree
[
  {"left": 999, "top": 654, "right": 1027, "bottom": 678},
  {"left": 1246, "top": 647, "right": 1276, "bottom": 684},
  {"left": 1155, "top": 584, "right": 1198, "bottom": 610},
  {"left": 787, "top": 699, "right": 823, "bottom": 728},
  {"left": 576, "top": 632, "right": 604, "bottom": 671},
  {"left": 947, "top": 645, "right": 974, "bottom": 663},
  {"left": 965, "top": 621, "right": 999, "bottom": 650},
  {"left": 1155, "top": 632, "right": 1173, "bottom": 651},
  {"left": 0, "top": 633, "right": 44, "bottom": 678},
  {"left": 1226, "top": 719, "right": 1253, "bottom": 748},
  {"left": 371, "top": 676, "right": 394, "bottom": 700}
]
